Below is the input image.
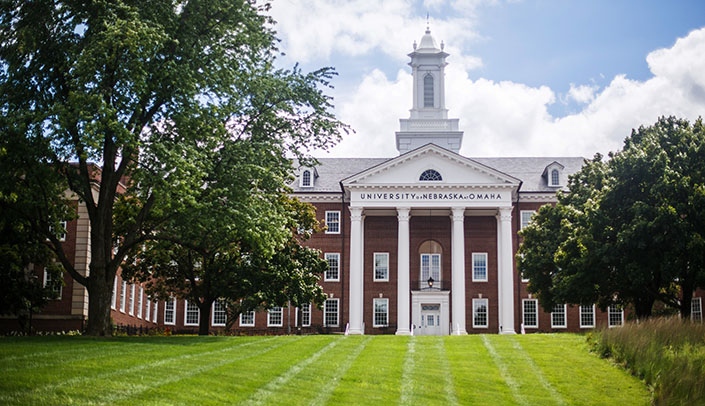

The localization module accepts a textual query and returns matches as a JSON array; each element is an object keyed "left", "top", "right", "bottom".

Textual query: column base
[
  {"left": 451, "top": 329, "right": 468, "bottom": 335},
  {"left": 500, "top": 329, "right": 517, "bottom": 335},
  {"left": 395, "top": 328, "right": 412, "bottom": 335},
  {"left": 347, "top": 330, "right": 364, "bottom": 335}
]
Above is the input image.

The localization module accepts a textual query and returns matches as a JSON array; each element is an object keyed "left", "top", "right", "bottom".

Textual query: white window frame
[
  {"left": 473, "top": 298, "right": 489, "bottom": 328},
  {"left": 164, "top": 297, "right": 176, "bottom": 325},
  {"left": 373, "top": 298, "right": 389, "bottom": 327},
  {"left": 692, "top": 297, "right": 703, "bottom": 322},
  {"left": 43, "top": 268, "right": 62, "bottom": 299},
  {"left": 579, "top": 304, "right": 595, "bottom": 328},
  {"left": 300, "top": 169, "right": 313, "bottom": 187},
  {"left": 184, "top": 300, "right": 200, "bottom": 326},
  {"left": 374, "top": 252, "right": 389, "bottom": 281},
  {"left": 551, "top": 304, "right": 567, "bottom": 328},
  {"left": 608, "top": 305, "right": 624, "bottom": 327},
  {"left": 137, "top": 287, "right": 144, "bottom": 319},
  {"left": 325, "top": 211, "right": 341, "bottom": 234},
  {"left": 240, "top": 310, "right": 255, "bottom": 327},
  {"left": 472, "top": 252, "right": 488, "bottom": 282},
  {"left": 550, "top": 169, "right": 560, "bottom": 187},
  {"left": 296, "top": 304, "right": 311, "bottom": 327},
  {"left": 267, "top": 306, "right": 283, "bottom": 327},
  {"left": 145, "top": 297, "right": 151, "bottom": 322},
  {"left": 420, "top": 253, "right": 441, "bottom": 289},
  {"left": 49, "top": 220, "right": 67, "bottom": 242},
  {"left": 152, "top": 301, "right": 159, "bottom": 323},
  {"left": 523, "top": 299, "right": 538, "bottom": 329},
  {"left": 212, "top": 300, "right": 227, "bottom": 327},
  {"left": 111, "top": 276, "right": 118, "bottom": 309},
  {"left": 120, "top": 280, "right": 127, "bottom": 312},
  {"left": 324, "top": 253, "right": 340, "bottom": 281},
  {"left": 520, "top": 210, "right": 536, "bottom": 230},
  {"left": 128, "top": 284, "right": 136, "bottom": 316},
  {"left": 324, "top": 298, "right": 339, "bottom": 327}
]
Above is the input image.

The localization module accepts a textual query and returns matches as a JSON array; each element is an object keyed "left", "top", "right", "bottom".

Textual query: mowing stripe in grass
[
  {"left": 437, "top": 338, "right": 459, "bottom": 405},
  {"left": 0, "top": 336, "right": 286, "bottom": 404},
  {"left": 99, "top": 337, "right": 300, "bottom": 405},
  {"left": 481, "top": 335, "right": 530, "bottom": 406},
  {"left": 309, "top": 336, "right": 372, "bottom": 406},
  {"left": 399, "top": 336, "right": 415, "bottom": 406},
  {"left": 242, "top": 337, "right": 341, "bottom": 406},
  {"left": 510, "top": 337, "right": 566, "bottom": 406}
]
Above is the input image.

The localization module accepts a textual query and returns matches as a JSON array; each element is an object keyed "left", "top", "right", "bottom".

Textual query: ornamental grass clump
[{"left": 588, "top": 317, "right": 705, "bottom": 405}]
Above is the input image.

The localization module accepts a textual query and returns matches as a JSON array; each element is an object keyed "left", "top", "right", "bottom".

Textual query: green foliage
[
  {"left": 518, "top": 116, "right": 705, "bottom": 317},
  {"left": 1, "top": 1, "right": 348, "bottom": 335},
  {"left": 589, "top": 318, "right": 705, "bottom": 405}
]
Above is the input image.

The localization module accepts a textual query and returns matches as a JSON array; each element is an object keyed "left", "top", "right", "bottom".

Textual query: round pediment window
[{"left": 419, "top": 169, "right": 442, "bottom": 181}]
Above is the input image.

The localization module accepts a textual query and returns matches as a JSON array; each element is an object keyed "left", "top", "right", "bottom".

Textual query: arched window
[
  {"left": 550, "top": 169, "right": 559, "bottom": 186},
  {"left": 423, "top": 74, "right": 434, "bottom": 107},
  {"left": 301, "top": 169, "right": 312, "bottom": 187},
  {"left": 419, "top": 169, "right": 442, "bottom": 181}
]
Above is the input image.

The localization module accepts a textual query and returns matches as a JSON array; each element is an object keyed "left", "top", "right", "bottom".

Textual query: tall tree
[
  {"left": 0, "top": 1, "right": 346, "bottom": 335},
  {"left": 518, "top": 117, "right": 705, "bottom": 318}
]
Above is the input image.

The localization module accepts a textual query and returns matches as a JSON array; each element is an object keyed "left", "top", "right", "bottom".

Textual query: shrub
[{"left": 588, "top": 317, "right": 705, "bottom": 405}]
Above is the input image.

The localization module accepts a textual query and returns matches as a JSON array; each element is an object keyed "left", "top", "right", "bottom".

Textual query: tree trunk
[
  {"left": 85, "top": 268, "right": 114, "bottom": 336},
  {"left": 633, "top": 295, "right": 655, "bottom": 320},
  {"left": 198, "top": 300, "right": 213, "bottom": 336}
]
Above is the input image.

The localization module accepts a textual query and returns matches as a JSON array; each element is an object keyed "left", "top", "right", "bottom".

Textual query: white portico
[{"left": 341, "top": 144, "right": 521, "bottom": 335}]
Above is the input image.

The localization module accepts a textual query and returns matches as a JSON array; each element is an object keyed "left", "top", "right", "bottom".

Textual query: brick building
[{"left": 3, "top": 27, "right": 703, "bottom": 336}]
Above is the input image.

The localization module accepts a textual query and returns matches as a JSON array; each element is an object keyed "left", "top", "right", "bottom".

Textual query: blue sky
[{"left": 269, "top": 0, "right": 705, "bottom": 158}]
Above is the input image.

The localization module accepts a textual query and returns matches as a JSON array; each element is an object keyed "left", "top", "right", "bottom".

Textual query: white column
[
  {"left": 497, "top": 206, "right": 516, "bottom": 334},
  {"left": 396, "top": 207, "right": 411, "bottom": 335},
  {"left": 451, "top": 207, "right": 468, "bottom": 335},
  {"left": 348, "top": 207, "right": 364, "bottom": 334}
]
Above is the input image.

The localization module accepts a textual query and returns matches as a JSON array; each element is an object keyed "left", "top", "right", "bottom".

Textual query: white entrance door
[{"left": 419, "top": 304, "right": 442, "bottom": 335}]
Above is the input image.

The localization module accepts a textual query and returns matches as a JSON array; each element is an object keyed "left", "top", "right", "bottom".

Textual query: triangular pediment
[{"left": 342, "top": 144, "right": 521, "bottom": 187}]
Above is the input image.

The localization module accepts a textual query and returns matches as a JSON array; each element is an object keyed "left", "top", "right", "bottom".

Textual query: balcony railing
[{"left": 411, "top": 280, "right": 451, "bottom": 291}]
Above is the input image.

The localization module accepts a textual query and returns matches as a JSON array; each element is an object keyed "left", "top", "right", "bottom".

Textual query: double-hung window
[
  {"left": 580, "top": 305, "right": 595, "bottom": 328},
  {"left": 551, "top": 304, "right": 567, "bottom": 328},
  {"left": 373, "top": 298, "right": 389, "bottom": 327},
  {"left": 324, "top": 299, "right": 339, "bottom": 327},
  {"left": 137, "top": 287, "right": 144, "bottom": 319},
  {"left": 43, "top": 268, "right": 62, "bottom": 299},
  {"left": 164, "top": 297, "right": 176, "bottom": 325},
  {"left": 374, "top": 253, "right": 389, "bottom": 281},
  {"left": 212, "top": 300, "right": 227, "bottom": 326},
  {"left": 128, "top": 284, "right": 136, "bottom": 316},
  {"left": 268, "top": 307, "right": 283, "bottom": 327},
  {"left": 297, "top": 303, "right": 311, "bottom": 327},
  {"left": 240, "top": 310, "right": 255, "bottom": 327},
  {"left": 523, "top": 299, "right": 538, "bottom": 328},
  {"left": 472, "top": 253, "right": 488, "bottom": 282},
  {"left": 608, "top": 305, "right": 624, "bottom": 327},
  {"left": 692, "top": 297, "right": 703, "bottom": 322},
  {"left": 420, "top": 253, "right": 441, "bottom": 289},
  {"left": 324, "top": 253, "right": 340, "bottom": 281},
  {"left": 325, "top": 211, "right": 340, "bottom": 234},
  {"left": 473, "top": 298, "right": 489, "bottom": 328},
  {"left": 120, "top": 280, "right": 127, "bottom": 312},
  {"left": 185, "top": 300, "right": 200, "bottom": 326}
]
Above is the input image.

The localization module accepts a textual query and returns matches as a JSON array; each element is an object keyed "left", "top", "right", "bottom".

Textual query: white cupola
[{"left": 396, "top": 25, "right": 463, "bottom": 154}]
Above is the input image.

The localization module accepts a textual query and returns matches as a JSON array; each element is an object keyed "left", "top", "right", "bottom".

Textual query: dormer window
[
  {"left": 543, "top": 161, "right": 564, "bottom": 188},
  {"left": 419, "top": 169, "right": 442, "bottom": 181},
  {"left": 300, "top": 168, "right": 315, "bottom": 188}
]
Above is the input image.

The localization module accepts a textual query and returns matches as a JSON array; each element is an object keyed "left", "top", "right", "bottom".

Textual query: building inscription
[{"left": 357, "top": 192, "right": 503, "bottom": 201}]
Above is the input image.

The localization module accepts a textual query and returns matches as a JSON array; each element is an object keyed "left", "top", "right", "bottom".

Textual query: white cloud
[{"left": 319, "top": 26, "right": 705, "bottom": 159}]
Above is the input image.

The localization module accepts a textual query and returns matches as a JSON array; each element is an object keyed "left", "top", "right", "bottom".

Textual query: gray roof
[{"left": 291, "top": 156, "right": 586, "bottom": 194}]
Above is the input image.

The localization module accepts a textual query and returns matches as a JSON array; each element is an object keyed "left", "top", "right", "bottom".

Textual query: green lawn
[{"left": 0, "top": 334, "right": 650, "bottom": 405}]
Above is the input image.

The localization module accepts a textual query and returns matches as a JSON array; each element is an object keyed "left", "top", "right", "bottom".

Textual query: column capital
[
  {"left": 451, "top": 207, "right": 465, "bottom": 222},
  {"left": 497, "top": 206, "right": 512, "bottom": 222},
  {"left": 349, "top": 206, "right": 363, "bottom": 221},
  {"left": 397, "top": 207, "right": 411, "bottom": 221}
]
